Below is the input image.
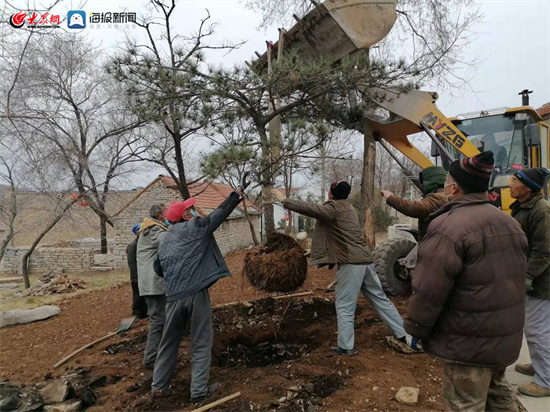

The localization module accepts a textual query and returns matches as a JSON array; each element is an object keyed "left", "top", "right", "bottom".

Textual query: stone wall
[{"left": 0, "top": 247, "right": 95, "bottom": 274}]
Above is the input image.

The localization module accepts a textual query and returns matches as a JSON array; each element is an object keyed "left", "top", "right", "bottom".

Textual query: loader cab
[{"left": 432, "top": 108, "right": 549, "bottom": 212}]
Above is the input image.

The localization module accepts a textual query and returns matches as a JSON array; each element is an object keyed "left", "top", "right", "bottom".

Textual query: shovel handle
[
  {"left": 53, "top": 331, "right": 117, "bottom": 369},
  {"left": 189, "top": 392, "right": 241, "bottom": 412}
]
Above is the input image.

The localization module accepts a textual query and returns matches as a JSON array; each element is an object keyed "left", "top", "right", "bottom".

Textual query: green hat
[{"left": 420, "top": 166, "right": 446, "bottom": 196}]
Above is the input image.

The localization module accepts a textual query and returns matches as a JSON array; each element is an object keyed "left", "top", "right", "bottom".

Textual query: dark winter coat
[
  {"left": 511, "top": 192, "right": 550, "bottom": 300},
  {"left": 386, "top": 192, "right": 447, "bottom": 240},
  {"left": 283, "top": 198, "right": 373, "bottom": 266},
  {"left": 405, "top": 193, "right": 528, "bottom": 368},
  {"left": 158, "top": 192, "right": 242, "bottom": 302},
  {"left": 126, "top": 237, "right": 138, "bottom": 283}
]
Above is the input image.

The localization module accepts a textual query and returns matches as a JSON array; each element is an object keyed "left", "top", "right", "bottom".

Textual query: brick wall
[{"left": 0, "top": 247, "right": 95, "bottom": 274}]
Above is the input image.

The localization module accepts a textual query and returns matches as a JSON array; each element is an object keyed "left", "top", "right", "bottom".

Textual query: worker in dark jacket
[
  {"left": 381, "top": 166, "right": 447, "bottom": 240},
  {"left": 406, "top": 151, "right": 528, "bottom": 412},
  {"left": 509, "top": 167, "right": 550, "bottom": 398},
  {"left": 151, "top": 174, "right": 250, "bottom": 404},
  {"left": 127, "top": 224, "right": 147, "bottom": 319},
  {"left": 267, "top": 181, "right": 418, "bottom": 356}
]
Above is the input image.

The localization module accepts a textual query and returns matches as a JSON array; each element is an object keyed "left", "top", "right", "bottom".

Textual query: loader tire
[{"left": 374, "top": 238, "right": 416, "bottom": 297}]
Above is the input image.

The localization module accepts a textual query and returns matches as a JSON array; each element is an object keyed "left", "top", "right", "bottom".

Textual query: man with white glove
[{"left": 265, "top": 181, "right": 419, "bottom": 355}]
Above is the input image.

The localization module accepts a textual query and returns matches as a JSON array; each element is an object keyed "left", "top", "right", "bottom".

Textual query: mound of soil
[{"left": 244, "top": 233, "right": 308, "bottom": 293}]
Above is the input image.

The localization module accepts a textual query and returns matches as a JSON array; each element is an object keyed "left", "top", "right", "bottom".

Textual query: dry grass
[{"left": 0, "top": 269, "right": 129, "bottom": 311}]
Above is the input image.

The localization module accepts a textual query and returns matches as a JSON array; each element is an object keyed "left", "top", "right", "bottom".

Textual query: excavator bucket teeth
[{"left": 252, "top": 0, "right": 397, "bottom": 71}]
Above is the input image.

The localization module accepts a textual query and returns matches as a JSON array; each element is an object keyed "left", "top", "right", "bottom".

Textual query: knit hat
[
  {"left": 420, "top": 166, "right": 446, "bottom": 196},
  {"left": 449, "top": 151, "right": 494, "bottom": 194},
  {"left": 165, "top": 198, "right": 196, "bottom": 222},
  {"left": 330, "top": 181, "right": 352, "bottom": 200},
  {"left": 514, "top": 168, "right": 549, "bottom": 192},
  {"left": 132, "top": 224, "right": 141, "bottom": 235}
]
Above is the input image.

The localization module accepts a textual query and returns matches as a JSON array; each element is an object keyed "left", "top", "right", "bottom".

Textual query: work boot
[
  {"left": 515, "top": 363, "right": 535, "bottom": 376},
  {"left": 190, "top": 382, "right": 221, "bottom": 404},
  {"left": 331, "top": 347, "right": 356, "bottom": 356},
  {"left": 518, "top": 382, "right": 550, "bottom": 398}
]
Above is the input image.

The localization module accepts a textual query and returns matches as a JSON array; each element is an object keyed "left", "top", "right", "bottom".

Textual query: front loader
[
  {"left": 251, "top": 0, "right": 550, "bottom": 296},
  {"left": 364, "top": 89, "right": 549, "bottom": 296}
]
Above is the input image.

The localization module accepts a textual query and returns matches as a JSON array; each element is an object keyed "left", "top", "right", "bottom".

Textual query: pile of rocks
[
  {"left": 20, "top": 272, "right": 86, "bottom": 297},
  {"left": 0, "top": 374, "right": 98, "bottom": 412}
]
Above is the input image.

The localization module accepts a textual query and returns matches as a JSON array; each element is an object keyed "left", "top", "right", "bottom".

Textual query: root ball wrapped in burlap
[{"left": 244, "top": 233, "right": 308, "bottom": 293}]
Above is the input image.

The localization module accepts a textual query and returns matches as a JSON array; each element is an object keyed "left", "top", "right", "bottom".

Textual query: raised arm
[
  {"left": 386, "top": 194, "right": 444, "bottom": 219},
  {"left": 283, "top": 198, "right": 337, "bottom": 222}
]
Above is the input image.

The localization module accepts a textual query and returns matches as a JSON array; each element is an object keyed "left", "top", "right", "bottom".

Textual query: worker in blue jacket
[{"left": 151, "top": 173, "right": 250, "bottom": 404}]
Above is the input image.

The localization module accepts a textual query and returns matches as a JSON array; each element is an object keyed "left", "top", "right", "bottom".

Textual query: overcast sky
[{"left": 45, "top": 0, "right": 550, "bottom": 188}]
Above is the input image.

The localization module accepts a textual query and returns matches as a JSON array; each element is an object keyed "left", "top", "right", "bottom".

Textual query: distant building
[{"left": 537, "top": 102, "right": 550, "bottom": 123}]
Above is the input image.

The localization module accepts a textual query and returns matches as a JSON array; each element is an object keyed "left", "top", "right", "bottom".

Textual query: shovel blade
[{"left": 115, "top": 316, "right": 136, "bottom": 333}]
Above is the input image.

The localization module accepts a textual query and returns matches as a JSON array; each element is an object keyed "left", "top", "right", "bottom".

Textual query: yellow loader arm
[{"left": 362, "top": 88, "right": 481, "bottom": 168}]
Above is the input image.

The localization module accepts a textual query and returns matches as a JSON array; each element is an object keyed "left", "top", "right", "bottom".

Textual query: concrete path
[{"left": 506, "top": 338, "right": 550, "bottom": 412}]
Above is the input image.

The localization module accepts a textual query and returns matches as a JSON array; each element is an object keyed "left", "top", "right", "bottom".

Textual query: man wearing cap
[
  {"left": 268, "top": 181, "right": 418, "bottom": 356},
  {"left": 127, "top": 224, "right": 148, "bottom": 319},
  {"left": 381, "top": 166, "right": 448, "bottom": 241},
  {"left": 137, "top": 204, "right": 168, "bottom": 369},
  {"left": 151, "top": 173, "right": 250, "bottom": 403},
  {"left": 405, "top": 151, "right": 528, "bottom": 412},
  {"left": 509, "top": 168, "right": 550, "bottom": 398}
]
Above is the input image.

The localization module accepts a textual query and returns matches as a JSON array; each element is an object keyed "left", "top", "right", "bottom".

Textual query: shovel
[{"left": 53, "top": 316, "right": 136, "bottom": 369}]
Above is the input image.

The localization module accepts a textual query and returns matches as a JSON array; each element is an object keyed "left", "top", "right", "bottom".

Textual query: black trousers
[{"left": 131, "top": 281, "right": 148, "bottom": 318}]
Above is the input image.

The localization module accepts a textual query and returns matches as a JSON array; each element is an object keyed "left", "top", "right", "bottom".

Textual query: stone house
[
  {"left": 110, "top": 175, "right": 262, "bottom": 268},
  {"left": 0, "top": 176, "right": 261, "bottom": 274}
]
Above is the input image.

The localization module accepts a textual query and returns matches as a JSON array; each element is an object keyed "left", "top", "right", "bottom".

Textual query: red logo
[
  {"left": 9, "top": 11, "right": 60, "bottom": 28},
  {"left": 9, "top": 11, "right": 27, "bottom": 28},
  {"left": 511, "top": 163, "right": 524, "bottom": 170}
]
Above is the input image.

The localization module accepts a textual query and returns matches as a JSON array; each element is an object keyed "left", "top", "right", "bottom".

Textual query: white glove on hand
[{"left": 273, "top": 189, "right": 285, "bottom": 203}]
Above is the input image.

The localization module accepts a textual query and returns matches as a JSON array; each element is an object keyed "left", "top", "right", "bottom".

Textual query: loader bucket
[{"left": 253, "top": 0, "right": 397, "bottom": 69}]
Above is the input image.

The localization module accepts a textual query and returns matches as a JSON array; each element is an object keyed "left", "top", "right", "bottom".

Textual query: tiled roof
[
  {"left": 537, "top": 102, "right": 550, "bottom": 118},
  {"left": 114, "top": 175, "right": 262, "bottom": 217},
  {"left": 160, "top": 176, "right": 261, "bottom": 213}
]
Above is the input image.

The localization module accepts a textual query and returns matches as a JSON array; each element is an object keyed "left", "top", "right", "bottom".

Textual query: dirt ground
[{"left": 0, "top": 250, "right": 444, "bottom": 411}]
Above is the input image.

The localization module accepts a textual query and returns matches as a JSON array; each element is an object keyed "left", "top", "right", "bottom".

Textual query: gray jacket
[
  {"left": 137, "top": 218, "right": 168, "bottom": 296},
  {"left": 158, "top": 191, "right": 242, "bottom": 302}
]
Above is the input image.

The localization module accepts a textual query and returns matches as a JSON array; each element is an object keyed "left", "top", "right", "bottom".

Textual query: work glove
[
  {"left": 272, "top": 189, "right": 285, "bottom": 203},
  {"left": 238, "top": 171, "right": 251, "bottom": 192},
  {"left": 380, "top": 190, "right": 394, "bottom": 200},
  {"left": 526, "top": 278, "right": 535, "bottom": 295},
  {"left": 261, "top": 187, "right": 285, "bottom": 204}
]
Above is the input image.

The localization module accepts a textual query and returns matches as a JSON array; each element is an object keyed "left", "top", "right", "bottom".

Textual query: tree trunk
[
  {"left": 258, "top": 126, "right": 276, "bottom": 236},
  {"left": 320, "top": 145, "right": 326, "bottom": 201},
  {"left": 21, "top": 199, "right": 76, "bottom": 289},
  {"left": 242, "top": 198, "right": 260, "bottom": 245},
  {"left": 263, "top": 197, "right": 276, "bottom": 236},
  {"left": 360, "top": 129, "right": 376, "bottom": 250},
  {"left": 0, "top": 231, "right": 15, "bottom": 264},
  {"left": 173, "top": 133, "right": 191, "bottom": 199},
  {"left": 100, "top": 215, "right": 108, "bottom": 254}
]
